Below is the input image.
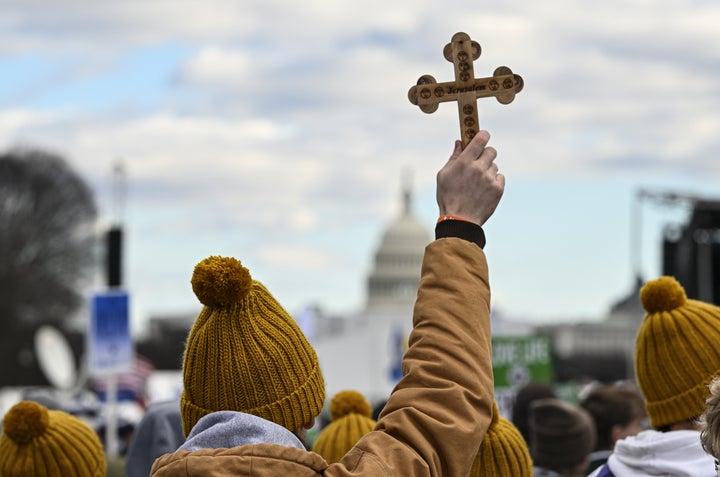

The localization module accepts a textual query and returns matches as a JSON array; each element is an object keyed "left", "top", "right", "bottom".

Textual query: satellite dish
[{"left": 34, "top": 325, "right": 77, "bottom": 391}]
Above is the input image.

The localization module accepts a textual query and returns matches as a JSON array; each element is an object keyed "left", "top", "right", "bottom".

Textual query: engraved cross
[{"left": 408, "top": 32, "right": 524, "bottom": 148}]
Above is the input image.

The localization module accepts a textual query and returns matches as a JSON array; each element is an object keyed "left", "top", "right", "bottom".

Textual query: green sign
[
  {"left": 492, "top": 335, "right": 554, "bottom": 418},
  {"left": 492, "top": 335, "right": 553, "bottom": 387}
]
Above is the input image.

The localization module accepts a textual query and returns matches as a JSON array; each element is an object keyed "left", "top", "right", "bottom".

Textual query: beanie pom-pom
[
  {"left": 330, "top": 390, "right": 372, "bottom": 420},
  {"left": 192, "top": 256, "right": 253, "bottom": 307},
  {"left": 641, "top": 276, "right": 687, "bottom": 313},
  {"left": 3, "top": 401, "right": 50, "bottom": 444}
]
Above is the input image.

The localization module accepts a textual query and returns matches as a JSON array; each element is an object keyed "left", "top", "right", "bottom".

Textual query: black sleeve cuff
[{"left": 435, "top": 220, "right": 486, "bottom": 249}]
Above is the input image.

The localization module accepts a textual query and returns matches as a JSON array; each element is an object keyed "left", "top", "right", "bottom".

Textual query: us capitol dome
[{"left": 365, "top": 182, "right": 431, "bottom": 310}]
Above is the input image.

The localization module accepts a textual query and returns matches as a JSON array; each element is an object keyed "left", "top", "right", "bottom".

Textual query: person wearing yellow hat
[
  {"left": 468, "top": 401, "right": 532, "bottom": 476},
  {"left": 312, "top": 390, "right": 376, "bottom": 463},
  {"left": 0, "top": 400, "right": 107, "bottom": 477},
  {"left": 150, "top": 130, "right": 504, "bottom": 476},
  {"left": 588, "top": 276, "right": 720, "bottom": 477}
]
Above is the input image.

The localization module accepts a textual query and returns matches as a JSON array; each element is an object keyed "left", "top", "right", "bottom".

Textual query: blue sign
[{"left": 88, "top": 291, "right": 132, "bottom": 373}]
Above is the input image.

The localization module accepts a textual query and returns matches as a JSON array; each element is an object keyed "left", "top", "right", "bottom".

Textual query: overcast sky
[{"left": 2, "top": 0, "right": 719, "bottom": 335}]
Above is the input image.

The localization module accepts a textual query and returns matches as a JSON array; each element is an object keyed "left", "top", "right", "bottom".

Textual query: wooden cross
[{"left": 408, "top": 32, "right": 524, "bottom": 148}]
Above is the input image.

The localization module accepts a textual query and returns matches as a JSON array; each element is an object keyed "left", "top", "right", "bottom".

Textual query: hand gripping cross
[{"left": 408, "top": 32, "right": 524, "bottom": 148}]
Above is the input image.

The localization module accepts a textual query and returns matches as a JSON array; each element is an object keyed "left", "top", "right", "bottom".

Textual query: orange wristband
[{"left": 437, "top": 214, "right": 475, "bottom": 224}]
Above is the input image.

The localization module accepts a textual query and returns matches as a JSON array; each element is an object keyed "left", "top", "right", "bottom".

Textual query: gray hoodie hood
[{"left": 180, "top": 411, "right": 305, "bottom": 452}]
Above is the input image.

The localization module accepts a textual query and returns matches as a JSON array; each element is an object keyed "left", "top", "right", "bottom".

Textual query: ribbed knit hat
[
  {"left": 312, "top": 390, "right": 376, "bottom": 463},
  {"left": 181, "top": 255, "right": 326, "bottom": 436},
  {"left": 529, "top": 398, "right": 595, "bottom": 470},
  {"left": 469, "top": 401, "right": 533, "bottom": 476},
  {"left": 635, "top": 275, "right": 720, "bottom": 429},
  {"left": 0, "top": 400, "right": 106, "bottom": 477}
]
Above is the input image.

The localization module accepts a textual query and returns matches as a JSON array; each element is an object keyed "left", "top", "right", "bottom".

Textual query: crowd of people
[{"left": 3, "top": 128, "right": 720, "bottom": 477}]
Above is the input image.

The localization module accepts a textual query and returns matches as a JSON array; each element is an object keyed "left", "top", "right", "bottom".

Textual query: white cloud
[
  {"left": 2, "top": 0, "right": 720, "bottom": 327},
  {"left": 258, "top": 244, "right": 335, "bottom": 269},
  {"left": 178, "top": 47, "right": 253, "bottom": 86}
]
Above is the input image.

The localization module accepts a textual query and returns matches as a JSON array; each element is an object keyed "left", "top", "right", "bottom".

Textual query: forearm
[
  {"left": 337, "top": 129, "right": 501, "bottom": 476},
  {"left": 374, "top": 237, "right": 493, "bottom": 477}
]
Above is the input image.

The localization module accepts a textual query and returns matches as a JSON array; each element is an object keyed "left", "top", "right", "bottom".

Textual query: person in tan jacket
[{"left": 150, "top": 129, "right": 504, "bottom": 477}]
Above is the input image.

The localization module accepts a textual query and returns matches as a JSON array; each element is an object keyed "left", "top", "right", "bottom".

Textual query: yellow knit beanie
[
  {"left": 636, "top": 275, "right": 720, "bottom": 428},
  {"left": 181, "top": 255, "right": 325, "bottom": 436},
  {"left": 469, "top": 401, "right": 533, "bottom": 477},
  {"left": 312, "top": 390, "right": 376, "bottom": 463},
  {"left": 0, "top": 401, "right": 106, "bottom": 477}
]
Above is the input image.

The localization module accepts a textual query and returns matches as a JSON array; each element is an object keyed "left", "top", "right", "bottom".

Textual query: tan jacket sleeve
[{"left": 327, "top": 237, "right": 494, "bottom": 477}]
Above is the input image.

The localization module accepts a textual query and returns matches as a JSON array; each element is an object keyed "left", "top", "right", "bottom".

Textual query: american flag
[{"left": 93, "top": 354, "right": 155, "bottom": 405}]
